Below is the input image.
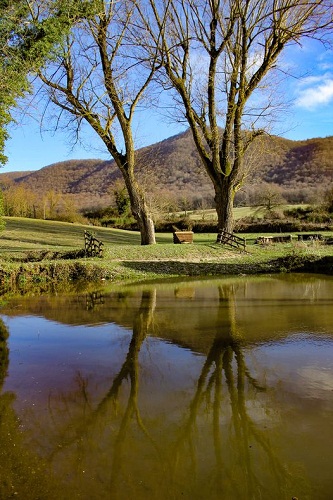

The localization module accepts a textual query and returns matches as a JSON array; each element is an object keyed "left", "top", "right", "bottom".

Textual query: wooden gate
[
  {"left": 216, "top": 229, "right": 246, "bottom": 251},
  {"left": 84, "top": 230, "right": 104, "bottom": 257}
]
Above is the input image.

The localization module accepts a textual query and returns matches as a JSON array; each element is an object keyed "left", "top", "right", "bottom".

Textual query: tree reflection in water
[
  {"left": 167, "top": 284, "right": 303, "bottom": 499},
  {"left": 8, "top": 284, "right": 312, "bottom": 499},
  {"left": 98, "top": 289, "right": 158, "bottom": 496}
]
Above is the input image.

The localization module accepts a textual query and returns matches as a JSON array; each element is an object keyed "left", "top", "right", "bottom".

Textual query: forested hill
[{"left": 1, "top": 129, "right": 332, "bottom": 209}]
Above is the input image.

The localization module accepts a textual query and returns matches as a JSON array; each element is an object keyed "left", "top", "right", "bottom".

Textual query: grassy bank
[{"left": 0, "top": 217, "right": 332, "bottom": 291}]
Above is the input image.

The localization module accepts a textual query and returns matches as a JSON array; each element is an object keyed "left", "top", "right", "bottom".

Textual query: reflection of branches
[
  {"left": 98, "top": 290, "right": 155, "bottom": 408},
  {"left": 168, "top": 284, "right": 292, "bottom": 499},
  {"left": 24, "top": 282, "right": 310, "bottom": 498},
  {"left": 0, "top": 318, "right": 9, "bottom": 391},
  {"left": 98, "top": 289, "right": 160, "bottom": 495},
  {"left": 38, "top": 289, "right": 160, "bottom": 497}
]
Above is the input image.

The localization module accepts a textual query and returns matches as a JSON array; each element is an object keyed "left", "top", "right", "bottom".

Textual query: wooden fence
[
  {"left": 216, "top": 229, "right": 246, "bottom": 251},
  {"left": 84, "top": 230, "right": 104, "bottom": 257}
]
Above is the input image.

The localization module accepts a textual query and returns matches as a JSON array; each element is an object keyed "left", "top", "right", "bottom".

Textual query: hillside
[{"left": 0, "top": 130, "right": 332, "bottom": 210}]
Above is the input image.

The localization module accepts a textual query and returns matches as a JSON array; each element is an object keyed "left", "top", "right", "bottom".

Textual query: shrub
[
  {"left": 284, "top": 206, "right": 332, "bottom": 224},
  {"left": 154, "top": 218, "right": 217, "bottom": 233},
  {"left": 100, "top": 215, "right": 137, "bottom": 229}
]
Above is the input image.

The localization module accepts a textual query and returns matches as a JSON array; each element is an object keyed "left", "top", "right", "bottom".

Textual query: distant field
[
  {"left": 0, "top": 212, "right": 330, "bottom": 256},
  {"left": 179, "top": 205, "right": 307, "bottom": 221},
  {"left": 0, "top": 204, "right": 308, "bottom": 255}
]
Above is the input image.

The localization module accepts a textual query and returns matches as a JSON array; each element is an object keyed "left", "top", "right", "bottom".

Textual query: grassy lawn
[
  {"left": 0, "top": 216, "right": 331, "bottom": 260},
  {"left": 0, "top": 217, "right": 233, "bottom": 261},
  {"left": 0, "top": 217, "right": 141, "bottom": 251},
  {"left": 0, "top": 217, "right": 331, "bottom": 289}
]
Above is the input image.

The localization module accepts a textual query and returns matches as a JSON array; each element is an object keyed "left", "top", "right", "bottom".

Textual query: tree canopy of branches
[
  {"left": 139, "top": 0, "right": 333, "bottom": 232},
  {"left": 21, "top": 0, "right": 157, "bottom": 244}
]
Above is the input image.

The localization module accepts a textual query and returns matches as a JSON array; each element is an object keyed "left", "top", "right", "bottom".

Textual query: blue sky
[{"left": 2, "top": 38, "right": 333, "bottom": 174}]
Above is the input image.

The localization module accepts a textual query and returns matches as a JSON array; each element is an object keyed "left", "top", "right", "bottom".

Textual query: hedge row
[{"left": 97, "top": 215, "right": 332, "bottom": 234}]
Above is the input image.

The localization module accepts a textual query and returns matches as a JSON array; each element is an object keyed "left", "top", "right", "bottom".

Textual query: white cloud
[
  {"left": 295, "top": 74, "right": 333, "bottom": 110},
  {"left": 318, "top": 49, "right": 333, "bottom": 71}
]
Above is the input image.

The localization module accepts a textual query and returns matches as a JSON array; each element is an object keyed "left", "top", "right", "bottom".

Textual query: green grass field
[
  {"left": 0, "top": 217, "right": 228, "bottom": 261},
  {"left": 0, "top": 217, "right": 331, "bottom": 287},
  {"left": 0, "top": 216, "right": 331, "bottom": 260},
  {"left": 0, "top": 217, "right": 141, "bottom": 250}
]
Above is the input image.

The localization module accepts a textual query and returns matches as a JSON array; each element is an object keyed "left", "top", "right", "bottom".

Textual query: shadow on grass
[
  {"left": 122, "top": 255, "right": 333, "bottom": 276},
  {"left": 122, "top": 260, "right": 252, "bottom": 276}
]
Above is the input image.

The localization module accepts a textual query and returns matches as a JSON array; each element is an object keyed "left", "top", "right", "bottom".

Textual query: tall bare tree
[
  {"left": 25, "top": 0, "right": 157, "bottom": 244},
  {"left": 139, "top": 0, "right": 332, "bottom": 232}
]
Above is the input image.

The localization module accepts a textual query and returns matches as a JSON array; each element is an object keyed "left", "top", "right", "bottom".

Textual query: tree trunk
[
  {"left": 124, "top": 173, "right": 156, "bottom": 245},
  {"left": 136, "top": 209, "right": 156, "bottom": 245},
  {"left": 214, "top": 177, "right": 236, "bottom": 234}
]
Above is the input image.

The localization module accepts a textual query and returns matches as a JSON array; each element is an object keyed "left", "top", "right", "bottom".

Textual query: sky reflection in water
[{"left": 0, "top": 274, "right": 333, "bottom": 500}]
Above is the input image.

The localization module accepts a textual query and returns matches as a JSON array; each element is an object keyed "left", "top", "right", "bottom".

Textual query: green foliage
[
  {"left": 114, "top": 183, "right": 131, "bottom": 216},
  {"left": 0, "top": 0, "right": 96, "bottom": 164},
  {"left": 0, "top": 0, "right": 31, "bottom": 163},
  {"left": 284, "top": 206, "right": 332, "bottom": 224}
]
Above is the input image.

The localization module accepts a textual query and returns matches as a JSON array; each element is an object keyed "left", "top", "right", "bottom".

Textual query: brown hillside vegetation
[
  {"left": 257, "top": 137, "right": 333, "bottom": 186},
  {"left": 0, "top": 130, "right": 332, "bottom": 210}
]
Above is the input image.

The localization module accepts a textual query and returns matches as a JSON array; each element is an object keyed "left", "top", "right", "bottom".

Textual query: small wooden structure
[
  {"left": 173, "top": 231, "right": 194, "bottom": 244},
  {"left": 256, "top": 235, "right": 292, "bottom": 244},
  {"left": 216, "top": 229, "right": 246, "bottom": 250},
  {"left": 298, "top": 233, "right": 323, "bottom": 241},
  {"left": 172, "top": 226, "right": 194, "bottom": 244},
  {"left": 84, "top": 230, "right": 104, "bottom": 257}
]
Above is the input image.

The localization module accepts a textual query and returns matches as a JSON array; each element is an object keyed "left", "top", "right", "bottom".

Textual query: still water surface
[{"left": 0, "top": 274, "right": 333, "bottom": 499}]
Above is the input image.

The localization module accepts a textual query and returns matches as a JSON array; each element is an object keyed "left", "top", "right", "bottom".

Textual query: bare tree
[
  {"left": 139, "top": 0, "right": 332, "bottom": 232},
  {"left": 253, "top": 182, "right": 285, "bottom": 213},
  {"left": 26, "top": 0, "right": 158, "bottom": 244}
]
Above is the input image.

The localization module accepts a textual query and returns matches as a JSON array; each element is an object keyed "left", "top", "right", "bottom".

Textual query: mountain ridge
[{"left": 1, "top": 130, "right": 332, "bottom": 209}]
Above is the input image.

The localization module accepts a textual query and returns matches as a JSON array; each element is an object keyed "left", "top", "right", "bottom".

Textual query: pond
[{"left": 0, "top": 273, "right": 333, "bottom": 499}]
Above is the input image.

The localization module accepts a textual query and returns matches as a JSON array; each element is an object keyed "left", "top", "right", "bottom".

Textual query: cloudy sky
[{"left": 2, "top": 38, "right": 333, "bottom": 174}]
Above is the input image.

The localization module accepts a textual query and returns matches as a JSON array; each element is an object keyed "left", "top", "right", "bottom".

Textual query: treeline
[
  {"left": 235, "top": 182, "right": 327, "bottom": 207},
  {"left": 1, "top": 177, "right": 332, "bottom": 235},
  {"left": 1, "top": 184, "right": 86, "bottom": 223}
]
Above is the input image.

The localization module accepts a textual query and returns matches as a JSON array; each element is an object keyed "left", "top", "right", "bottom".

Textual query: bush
[
  {"left": 154, "top": 218, "right": 218, "bottom": 233},
  {"left": 284, "top": 206, "right": 332, "bottom": 224},
  {"left": 100, "top": 215, "right": 137, "bottom": 229},
  {"left": 234, "top": 217, "right": 332, "bottom": 233}
]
